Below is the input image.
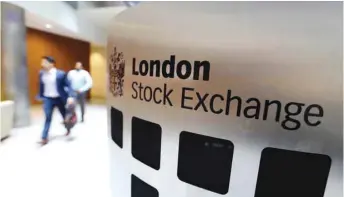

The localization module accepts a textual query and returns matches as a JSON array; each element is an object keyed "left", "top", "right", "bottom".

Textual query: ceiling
[
  {"left": 25, "top": 11, "right": 82, "bottom": 41},
  {"left": 77, "top": 6, "right": 127, "bottom": 29},
  {"left": 24, "top": 2, "right": 129, "bottom": 44}
]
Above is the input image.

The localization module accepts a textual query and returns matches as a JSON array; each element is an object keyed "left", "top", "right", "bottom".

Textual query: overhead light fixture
[{"left": 45, "top": 24, "right": 52, "bottom": 29}]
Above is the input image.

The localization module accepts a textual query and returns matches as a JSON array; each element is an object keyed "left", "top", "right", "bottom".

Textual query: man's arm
[
  {"left": 67, "top": 70, "right": 73, "bottom": 82},
  {"left": 36, "top": 71, "right": 44, "bottom": 101},
  {"left": 62, "top": 71, "right": 73, "bottom": 97},
  {"left": 78, "top": 71, "right": 93, "bottom": 93}
]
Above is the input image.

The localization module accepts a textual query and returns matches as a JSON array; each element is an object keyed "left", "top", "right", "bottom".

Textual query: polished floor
[{"left": 0, "top": 104, "right": 111, "bottom": 197}]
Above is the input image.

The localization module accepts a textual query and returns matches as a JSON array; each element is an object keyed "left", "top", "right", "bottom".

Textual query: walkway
[{"left": 0, "top": 104, "right": 111, "bottom": 197}]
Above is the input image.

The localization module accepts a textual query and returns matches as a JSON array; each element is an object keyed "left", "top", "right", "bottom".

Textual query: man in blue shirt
[
  {"left": 67, "top": 62, "right": 93, "bottom": 122},
  {"left": 37, "top": 56, "right": 72, "bottom": 145}
]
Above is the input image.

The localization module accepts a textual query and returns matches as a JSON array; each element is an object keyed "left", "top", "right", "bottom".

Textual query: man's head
[
  {"left": 75, "top": 62, "right": 83, "bottom": 70},
  {"left": 41, "top": 56, "right": 55, "bottom": 71}
]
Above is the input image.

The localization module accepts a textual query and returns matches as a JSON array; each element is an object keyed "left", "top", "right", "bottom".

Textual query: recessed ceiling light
[{"left": 45, "top": 24, "right": 52, "bottom": 29}]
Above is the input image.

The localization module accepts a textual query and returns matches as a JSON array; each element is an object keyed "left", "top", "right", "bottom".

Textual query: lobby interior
[{"left": 0, "top": 1, "right": 133, "bottom": 196}]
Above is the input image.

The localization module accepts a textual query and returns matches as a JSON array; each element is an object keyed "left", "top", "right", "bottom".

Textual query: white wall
[{"left": 90, "top": 45, "right": 107, "bottom": 100}]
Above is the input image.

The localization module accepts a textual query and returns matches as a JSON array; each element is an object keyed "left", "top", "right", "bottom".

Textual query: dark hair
[{"left": 42, "top": 56, "right": 55, "bottom": 64}]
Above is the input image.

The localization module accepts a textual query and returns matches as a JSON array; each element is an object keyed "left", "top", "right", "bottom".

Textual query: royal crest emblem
[{"left": 109, "top": 47, "right": 125, "bottom": 97}]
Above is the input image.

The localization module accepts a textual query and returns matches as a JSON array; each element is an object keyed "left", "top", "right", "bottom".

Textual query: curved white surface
[
  {"left": 107, "top": 2, "right": 342, "bottom": 197},
  {"left": 0, "top": 101, "right": 14, "bottom": 140}
]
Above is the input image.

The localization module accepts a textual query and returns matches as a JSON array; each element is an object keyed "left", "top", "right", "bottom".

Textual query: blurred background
[{"left": 0, "top": 1, "right": 140, "bottom": 197}]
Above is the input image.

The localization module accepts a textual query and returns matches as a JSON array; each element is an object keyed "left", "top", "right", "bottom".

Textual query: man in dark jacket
[{"left": 37, "top": 56, "right": 72, "bottom": 145}]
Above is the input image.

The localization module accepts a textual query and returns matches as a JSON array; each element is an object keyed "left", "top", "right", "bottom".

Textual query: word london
[{"left": 131, "top": 55, "right": 324, "bottom": 131}]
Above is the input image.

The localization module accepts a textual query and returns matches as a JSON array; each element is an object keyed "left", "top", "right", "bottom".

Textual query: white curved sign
[{"left": 107, "top": 2, "right": 343, "bottom": 197}]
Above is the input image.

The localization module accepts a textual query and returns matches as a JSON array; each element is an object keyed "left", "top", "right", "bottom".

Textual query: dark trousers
[
  {"left": 42, "top": 97, "right": 66, "bottom": 139},
  {"left": 76, "top": 92, "right": 86, "bottom": 120}
]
